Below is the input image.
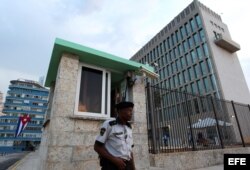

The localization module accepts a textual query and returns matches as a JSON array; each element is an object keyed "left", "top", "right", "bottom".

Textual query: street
[{"left": 0, "top": 152, "right": 28, "bottom": 170}]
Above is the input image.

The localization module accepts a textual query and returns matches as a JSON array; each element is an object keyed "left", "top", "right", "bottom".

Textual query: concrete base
[{"left": 149, "top": 147, "right": 250, "bottom": 170}]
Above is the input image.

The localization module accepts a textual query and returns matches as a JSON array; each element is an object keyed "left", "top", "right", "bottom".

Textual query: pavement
[
  {"left": 7, "top": 150, "right": 224, "bottom": 170},
  {"left": 194, "top": 165, "right": 223, "bottom": 170},
  {"left": 0, "top": 152, "right": 28, "bottom": 170}
]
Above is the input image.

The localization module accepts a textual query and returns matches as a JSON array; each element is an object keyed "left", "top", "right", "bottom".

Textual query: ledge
[{"left": 69, "top": 115, "right": 115, "bottom": 121}]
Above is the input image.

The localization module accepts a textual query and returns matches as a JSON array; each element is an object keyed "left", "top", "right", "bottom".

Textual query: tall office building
[
  {"left": 0, "top": 79, "right": 49, "bottom": 152},
  {"left": 131, "top": 0, "right": 250, "bottom": 104}
]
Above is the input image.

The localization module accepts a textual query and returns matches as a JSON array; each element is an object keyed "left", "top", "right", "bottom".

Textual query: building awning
[{"left": 45, "top": 38, "right": 158, "bottom": 87}]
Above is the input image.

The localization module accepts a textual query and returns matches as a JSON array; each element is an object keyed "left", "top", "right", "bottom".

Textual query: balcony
[
  {"left": 4, "top": 102, "right": 48, "bottom": 109},
  {"left": 214, "top": 34, "right": 240, "bottom": 53},
  {"left": 0, "top": 122, "right": 43, "bottom": 127},
  {"left": 2, "top": 109, "right": 46, "bottom": 115},
  {"left": 0, "top": 115, "right": 44, "bottom": 121},
  {"left": 6, "top": 96, "right": 48, "bottom": 103},
  {"left": 0, "top": 137, "right": 41, "bottom": 141},
  {"left": 0, "top": 130, "right": 42, "bottom": 134},
  {"left": 9, "top": 84, "right": 49, "bottom": 92},
  {"left": 7, "top": 90, "right": 49, "bottom": 97}
]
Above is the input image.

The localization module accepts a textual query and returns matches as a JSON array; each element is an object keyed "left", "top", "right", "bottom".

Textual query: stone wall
[{"left": 39, "top": 53, "right": 151, "bottom": 170}]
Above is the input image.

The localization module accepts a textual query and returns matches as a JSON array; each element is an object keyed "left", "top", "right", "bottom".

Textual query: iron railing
[{"left": 146, "top": 83, "right": 250, "bottom": 153}]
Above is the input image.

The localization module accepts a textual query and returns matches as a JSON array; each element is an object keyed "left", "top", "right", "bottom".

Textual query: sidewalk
[
  {"left": 9, "top": 150, "right": 223, "bottom": 170},
  {"left": 194, "top": 164, "right": 223, "bottom": 170}
]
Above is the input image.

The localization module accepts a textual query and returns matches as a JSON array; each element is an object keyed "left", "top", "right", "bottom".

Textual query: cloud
[{"left": 0, "top": 0, "right": 249, "bottom": 95}]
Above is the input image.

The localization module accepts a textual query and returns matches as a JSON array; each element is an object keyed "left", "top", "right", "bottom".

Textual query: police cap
[{"left": 115, "top": 101, "right": 134, "bottom": 110}]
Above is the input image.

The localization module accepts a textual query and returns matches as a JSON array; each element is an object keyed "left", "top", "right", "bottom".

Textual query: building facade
[
  {"left": 0, "top": 79, "right": 49, "bottom": 152},
  {"left": 131, "top": 0, "right": 250, "bottom": 104}
]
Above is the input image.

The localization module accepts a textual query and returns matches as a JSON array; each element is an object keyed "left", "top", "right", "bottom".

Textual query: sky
[{"left": 0, "top": 0, "right": 250, "bottom": 99}]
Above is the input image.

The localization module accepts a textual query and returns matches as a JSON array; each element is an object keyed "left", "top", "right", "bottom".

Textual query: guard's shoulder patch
[
  {"left": 109, "top": 120, "right": 117, "bottom": 126},
  {"left": 100, "top": 128, "right": 106, "bottom": 136},
  {"left": 126, "top": 122, "right": 132, "bottom": 129}
]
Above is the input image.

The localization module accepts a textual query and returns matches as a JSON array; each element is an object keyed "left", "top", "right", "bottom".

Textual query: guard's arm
[{"left": 94, "top": 141, "right": 126, "bottom": 169}]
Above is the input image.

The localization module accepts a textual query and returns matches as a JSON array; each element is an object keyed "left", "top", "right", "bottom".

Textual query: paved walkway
[
  {"left": 9, "top": 150, "right": 223, "bottom": 170},
  {"left": 194, "top": 165, "right": 223, "bottom": 170}
]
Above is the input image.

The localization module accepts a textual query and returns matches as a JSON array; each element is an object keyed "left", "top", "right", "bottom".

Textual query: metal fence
[{"left": 146, "top": 83, "right": 250, "bottom": 154}]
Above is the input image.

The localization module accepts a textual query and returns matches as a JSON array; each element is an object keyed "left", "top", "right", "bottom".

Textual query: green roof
[{"left": 45, "top": 38, "right": 157, "bottom": 87}]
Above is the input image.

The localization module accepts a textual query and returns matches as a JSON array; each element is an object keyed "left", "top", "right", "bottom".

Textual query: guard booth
[{"left": 39, "top": 38, "right": 158, "bottom": 170}]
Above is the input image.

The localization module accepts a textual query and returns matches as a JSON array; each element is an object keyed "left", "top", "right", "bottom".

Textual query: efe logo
[{"left": 224, "top": 154, "right": 249, "bottom": 170}]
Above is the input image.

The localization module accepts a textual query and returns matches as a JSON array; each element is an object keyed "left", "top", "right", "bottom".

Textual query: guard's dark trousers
[{"left": 100, "top": 157, "right": 134, "bottom": 170}]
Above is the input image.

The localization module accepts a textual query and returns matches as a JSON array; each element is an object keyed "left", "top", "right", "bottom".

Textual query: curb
[{"left": 7, "top": 152, "right": 31, "bottom": 170}]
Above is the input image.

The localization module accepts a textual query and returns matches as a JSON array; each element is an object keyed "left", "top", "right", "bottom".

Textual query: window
[
  {"left": 195, "top": 15, "right": 202, "bottom": 28},
  {"left": 193, "top": 33, "right": 199, "bottom": 45},
  {"left": 174, "top": 75, "right": 179, "bottom": 86},
  {"left": 185, "top": 53, "right": 192, "bottom": 66},
  {"left": 199, "top": 29, "right": 206, "bottom": 42},
  {"left": 174, "top": 47, "right": 179, "bottom": 57},
  {"left": 178, "top": 44, "right": 183, "bottom": 55},
  {"left": 190, "top": 18, "right": 196, "bottom": 31},
  {"left": 185, "top": 22, "right": 191, "bottom": 35},
  {"left": 184, "top": 70, "right": 189, "bottom": 82},
  {"left": 178, "top": 73, "right": 183, "bottom": 84},
  {"left": 183, "top": 40, "right": 189, "bottom": 53},
  {"left": 191, "top": 82, "right": 198, "bottom": 94},
  {"left": 188, "top": 68, "right": 194, "bottom": 80},
  {"left": 175, "top": 31, "right": 179, "bottom": 43},
  {"left": 180, "top": 26, "right": 186, "bottom": 38},
  {"left": 164, "top": 67, "right": 168, "bottom": 77},
  {"left": 210, "top": 75, "right": 217, "bottom": 91},
  {"left": 200, "top": 61, "right": 207, "bottom": 75},
  {"left": 170, "top": 50, "right": 174, "bottom": 61},
  {"left": 191, "top": 50, "right": 197, "bottom": 63},
  {"left": 161, "top": 55, "right": 165, "bottom": 66},
  {"left": 180, "top": 56, "right": 186, "bottom": 68},
  {"left": 206, "top": 58, "right": 213, "bottom": 73},
  {"left": 168, "top": 65, "right": 172, "bottom": 75},
  {"left": 75, "top": 64, "right": 111, "bottom": 117},
  {"left": 171, "top": 34, "right": 176, "bottom": 46},
  {"left": 163, "top": 40, "right": 167, "bottom": 52},
  {"left": 196, "top": 47, "right": 202, "bottom": 59},
  {"left": 176, "top": 59, "right": 181, "bottom": 71},
  {"left": 203, "top": 43, "right": 209, "bottom": 57},
  {"left": 188, "top": 37, "right": 194, "bottom": 48},
  {"left": 172, "top": 62, "right": 176, "bottom": 73},
  {"left": 167, "top": 37, "right": 171, "bottom": 48},
  {"left": 194, "top": 64, "right": 201, "bottom": 78},
  {"left": 203, "top": 77, "right": 211, "bottom": 92},
  {"left": 159, "top": 43, "right": 163, "bottom": 55},
  {"left": 165, "top": 53, "right": 169, "bottom": 64},
  {"left": 197, "top": 80, "right": 204, "bottom": 94},
  {"left": 170, "top": 77, "right": 175, "bottom": 89}
]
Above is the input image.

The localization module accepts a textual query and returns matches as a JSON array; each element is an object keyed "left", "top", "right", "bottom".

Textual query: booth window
[{"left": 75, "top": 64, "right": 111, "bottom": 118}]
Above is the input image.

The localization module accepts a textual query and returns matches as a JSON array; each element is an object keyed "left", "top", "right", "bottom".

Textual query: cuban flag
[{"left": 15, "top": 115, "right": 31, "bottom": 137}]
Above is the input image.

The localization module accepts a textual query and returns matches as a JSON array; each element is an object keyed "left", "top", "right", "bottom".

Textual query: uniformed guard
[{"left": 94, "top": 101, "right": 135, "bottom": 170}]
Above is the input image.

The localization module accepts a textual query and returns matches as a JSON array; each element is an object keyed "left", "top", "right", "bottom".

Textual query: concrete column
[{"left": 131, "top": 76, "right": 150, "bottom": 170}]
